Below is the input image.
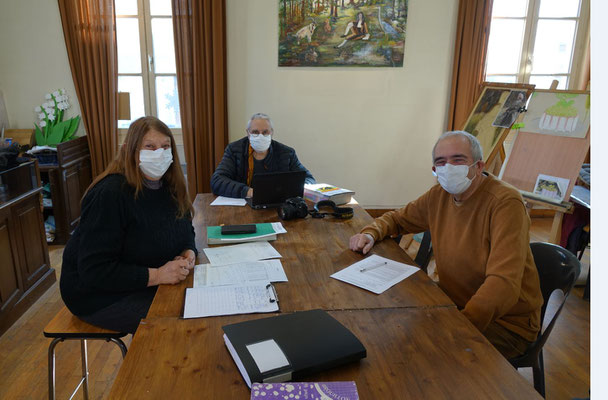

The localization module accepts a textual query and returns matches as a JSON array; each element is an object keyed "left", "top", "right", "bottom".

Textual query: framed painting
[
  {"left": 521, "top": 90, "right": 590, "bottom": 138},
  {"left": 278, "top": 0, "right": 408, "bottom": 67}
]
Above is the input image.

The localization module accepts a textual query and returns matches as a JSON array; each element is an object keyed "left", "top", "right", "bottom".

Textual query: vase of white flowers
[{"left": 33, "top": 89, "right": 80, "bottom": 147}]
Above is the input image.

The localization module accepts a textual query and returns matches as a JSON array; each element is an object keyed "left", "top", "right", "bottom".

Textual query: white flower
[
  {"left": 38, "top": 113, "right": 45, "bottom": 119},
  {"left": 45, "top": 93, "right": 52, "bottom": 100},
  {"left": 34, "top": 106, "right": 42, "bottom": 112},
  {"left": 60, "top": 89, "right": 66, "bottom": 95},
  {"left": 48, "top": 114, "right": 56, "bottom": 121},
  {"left": 53, "top": 90, "right": 60, "bottom": 97},
  {"left": 40, "top": 121, "right": 46, "bottom": 127},
  {"left": 62, "top": 102, "right": 70, "bottom": 109},
  {"left": 44, "top": 107, "right": 53, "bottom": 114}
]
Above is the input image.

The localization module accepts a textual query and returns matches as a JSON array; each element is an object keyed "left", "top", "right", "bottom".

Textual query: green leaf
[
  {"left": 34, "top": 123, "right": 46, "bottom": 146},
  {"left": 64, "top": 116, "right": 80, "bottom": 141},
  {"left": 47, "top": 122, "right": 67, "bottom": 146}
]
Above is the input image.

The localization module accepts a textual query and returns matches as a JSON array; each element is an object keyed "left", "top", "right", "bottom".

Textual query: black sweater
[
  {"left": 60, "top": 174, "right": 197, "bottom": 316},
  {"left": 210, "top": 137, "right": 315, "bottom": 198}
]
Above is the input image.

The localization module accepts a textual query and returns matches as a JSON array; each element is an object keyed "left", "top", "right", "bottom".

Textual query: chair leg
[
  {"left": 48, "top": 338, "right": 63, "bottom": 400},
  {"left": 108, "top": 338, "right": 128, "bottom": 358},
  {"left": 532, "top": 351, "right": 546, "bottom": 398},
  {"left": 80, "top": 339, "right": 90, "bottom": 400}
]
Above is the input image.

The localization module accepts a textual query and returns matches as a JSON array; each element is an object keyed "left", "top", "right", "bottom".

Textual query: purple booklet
[{"left": 251, "top": 382, "right": 359, "bottom": 400}]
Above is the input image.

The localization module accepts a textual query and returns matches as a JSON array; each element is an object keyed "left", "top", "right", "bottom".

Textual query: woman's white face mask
[
  {"left": 434, "top": 161, "right": 478, "bottom": 195},
  {"left": 139, "top": 148, "right": 173, "bottom": 179}
]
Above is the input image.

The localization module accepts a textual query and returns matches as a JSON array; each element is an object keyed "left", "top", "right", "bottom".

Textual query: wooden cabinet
[
  {"left": 39, "top": 136, "right": 92, "bottom": 245},
  {"left": 0, "top": 161, "right": 55, "bottom": 335}
]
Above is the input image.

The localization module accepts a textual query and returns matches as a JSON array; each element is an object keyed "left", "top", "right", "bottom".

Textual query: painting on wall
[
  {"left": 463, "top": 87, "right": 514, "bottom": 162},
  {"left": 522, "top": 91, "right": 590, "bottom": 138},
  {"left": 278, "top": 0, "right": 408, "bottom": 67}
]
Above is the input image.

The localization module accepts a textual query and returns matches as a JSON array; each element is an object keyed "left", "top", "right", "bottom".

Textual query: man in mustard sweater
[{"left": 350, "top": 130, "right": 543, "bottom": 359}]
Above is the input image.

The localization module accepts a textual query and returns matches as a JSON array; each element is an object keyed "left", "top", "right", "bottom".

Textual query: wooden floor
[{"left": 0, "top": 218, "right": 589, "bottom": 399}]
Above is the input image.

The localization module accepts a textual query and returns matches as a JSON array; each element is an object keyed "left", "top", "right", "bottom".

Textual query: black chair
[
  {"left": 509, "top": 242, "right": 581, "bottom": 398},
  {"left": 393, "top": 231, "right": 433, "bottom": 271}
]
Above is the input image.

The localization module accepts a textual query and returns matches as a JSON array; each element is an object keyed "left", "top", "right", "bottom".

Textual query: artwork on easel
[
  {"left": 462, "top": 85, "right": 533, "bottom": 163},
  {"left": 492, "top": 90, "right": 527, "bottom": 128},
  {"left": 522, "top": 91, "right": 590, "bottom": 138},
  {"left": 533, "top": 174, "right": 570, "bottom": 203}
]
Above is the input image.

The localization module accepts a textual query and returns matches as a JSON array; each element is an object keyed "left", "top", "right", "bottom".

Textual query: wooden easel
[{"left": 501, "top": 80, "right": 590, "bottom": 244}]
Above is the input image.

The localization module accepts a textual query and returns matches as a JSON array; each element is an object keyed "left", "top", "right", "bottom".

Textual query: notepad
[
  {"left": 331, "top": 254, "right": 419, "bottom": 294},
  {"left": 206, "top": 222, "right": 287, "bottom": 245},
  {"left": 193, "top": 260, "right": 288, "bottom": 287},
  {"left": 183, "top": 282, "right": 279, "bottom": 319}
]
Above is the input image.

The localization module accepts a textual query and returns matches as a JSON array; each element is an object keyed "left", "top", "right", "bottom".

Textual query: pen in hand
[{"left": 359, "top": 261, "right": 388, "bottom": 273}]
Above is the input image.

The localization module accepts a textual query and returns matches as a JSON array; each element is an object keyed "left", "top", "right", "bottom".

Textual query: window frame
[
  {"left": 116, "top": 0, "right": 181, "bottom": 133},
  {"left": 485, "top": 0, "right": 590, "bottom": 89}
]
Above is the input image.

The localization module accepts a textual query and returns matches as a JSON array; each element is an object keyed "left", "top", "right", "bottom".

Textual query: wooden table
[{"left": 110, "top": 194, "right": 541, "bottom": 399}]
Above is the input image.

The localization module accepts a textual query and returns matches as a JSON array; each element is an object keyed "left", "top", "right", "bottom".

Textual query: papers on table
[
  {"left": 206, "top": 222, "right": 287, "bottom": 245},
  {"left": 193, "top": 259, "right": 288, "bottom": 287},
  {"left": 183, "top": 282, "right": 279, "bottom": 319},
  {"left": 210, "top": 196, "right": 247, "bottom": 206},
  {"left": 203, "top": 241, "right": 282, "bottom": 265},
  {"left": 331, "top": 254, "right": 419, "bottom": 294}
]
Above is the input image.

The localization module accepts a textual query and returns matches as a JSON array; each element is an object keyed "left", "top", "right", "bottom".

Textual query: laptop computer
[{"left": 247, "top": 170, "right": 306, "bottom": 209}]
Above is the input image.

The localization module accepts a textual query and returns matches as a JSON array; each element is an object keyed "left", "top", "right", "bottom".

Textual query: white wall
[
  {"left": 227, "top": 0, "right": 458, "bottom": 208},
  {"left": 0, "top": 0, "right": 83, "bottom": 134}
]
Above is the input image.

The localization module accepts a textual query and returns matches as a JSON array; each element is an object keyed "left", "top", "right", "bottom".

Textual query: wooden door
[
  {"left": 12, "top": 194, "right": 50, "bottom": 291},
  {"left": 0, "top": 207, "right": 24, "bottom": 314}
]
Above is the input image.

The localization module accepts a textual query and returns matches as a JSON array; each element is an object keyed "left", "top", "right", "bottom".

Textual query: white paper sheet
[
  {"left": 331, "top": 254, "right": 419, "bottom": 294},
  {"left": 210, "top": 196, "right": 247, "bottom": 206},
  {"left": 203, "top": 241, "right": 282, "bottom": 265},
  {"left": 193, "top": 259, "right": 288, "bottom": 287},
  {"left": 183, "top": 282, "right": 278, "bottom": 318},
  {"left": 271, "top": 222, "right": 287, "bottom": 234}
]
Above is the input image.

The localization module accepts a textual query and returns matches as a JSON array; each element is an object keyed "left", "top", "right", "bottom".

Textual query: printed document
[
  {"left": 183, "top": 282, "right": 278, "bottom": 318},
  {"left": 331, "top": 254, "right": 419, "bottom": 294},
  {"left": 203, "top": 241, "right": 282, "bottom": 265},
  {"left": 193, "top": 259, "right": 288, "bottom": 287},
  {"left": 210, "top": 196, "right": 247, "bottom": 206}
]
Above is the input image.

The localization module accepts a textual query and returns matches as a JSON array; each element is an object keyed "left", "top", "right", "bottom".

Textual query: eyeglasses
[{"left": 248, "top": 129, "right": 272, "bottom": 137}]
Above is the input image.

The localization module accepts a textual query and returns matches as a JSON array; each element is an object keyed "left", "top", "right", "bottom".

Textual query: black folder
[{"left": 222, "top": 309, "right": 366, "bottom": 387}]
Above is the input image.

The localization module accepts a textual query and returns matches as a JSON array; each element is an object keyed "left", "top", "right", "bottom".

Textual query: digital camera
[{"left": 277, "top": 197, "right": 309, "bottom": 220}]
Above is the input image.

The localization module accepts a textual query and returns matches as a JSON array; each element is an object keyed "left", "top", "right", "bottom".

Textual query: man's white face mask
[
  {"left": 434, "top": 162, "right": 478, "bottom": 195},
  {"left": 139, "top": 148, "right": 173, "bottom": 179},
  {"left": 249, "top": 133, "right": 272, "bottom": 152}
]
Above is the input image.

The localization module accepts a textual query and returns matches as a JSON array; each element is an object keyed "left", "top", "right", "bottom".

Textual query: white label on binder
[{"left": 246, "top": 339, "right": 290, "bottom": 373}]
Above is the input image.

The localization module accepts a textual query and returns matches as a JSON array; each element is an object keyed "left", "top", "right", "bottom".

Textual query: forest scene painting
[{"left": 279, "top": 0, "right": 408, "bottom": 67}]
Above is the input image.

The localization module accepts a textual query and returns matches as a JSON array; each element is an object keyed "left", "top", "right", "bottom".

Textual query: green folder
[{"left": 206, "top": 223, "right": 277, "bottom": 244}]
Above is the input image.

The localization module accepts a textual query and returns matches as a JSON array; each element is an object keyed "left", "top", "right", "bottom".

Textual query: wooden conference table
[{"left": 109, "top": 194, "right": 540, "bottom": 399}]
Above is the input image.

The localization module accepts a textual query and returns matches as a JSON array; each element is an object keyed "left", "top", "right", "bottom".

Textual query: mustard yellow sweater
[{"left": 361, "top": 174, "right": 543, "bottom": 342}]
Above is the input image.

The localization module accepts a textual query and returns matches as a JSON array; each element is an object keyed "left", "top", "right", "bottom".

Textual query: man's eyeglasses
[{"left": 248, "top": 129, "right": 272, "bottom": 137}]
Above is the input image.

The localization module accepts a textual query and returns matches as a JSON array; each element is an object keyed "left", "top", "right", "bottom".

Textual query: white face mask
[
  {"left": 434, "top": 162, "right": 478, "bottom": 195},
  {"left": 139, "top": 148, "right": 173, "bottom": 179},
  {"left": 249, "top": 134, "right": 272, "bottom": 153}
]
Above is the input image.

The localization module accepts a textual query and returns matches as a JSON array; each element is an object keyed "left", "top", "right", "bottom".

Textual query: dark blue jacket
[{"left": 211, "top": 137, "right": 315, "bottom": 198}]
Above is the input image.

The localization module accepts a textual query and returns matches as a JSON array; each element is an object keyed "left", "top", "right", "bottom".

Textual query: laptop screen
[{"left": 249, "top": 170, "right": 306, "bottom": 208}]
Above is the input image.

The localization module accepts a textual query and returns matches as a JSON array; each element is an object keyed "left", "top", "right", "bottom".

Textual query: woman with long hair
[{"left": 60, "top": 116, "right": 197, "bottom": 334}]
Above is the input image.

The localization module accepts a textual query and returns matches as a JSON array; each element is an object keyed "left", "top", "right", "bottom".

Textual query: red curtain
[
  {"left": 172, "top": 0, "right": 228, "bottom": 197},
  {"left": 447, "top": 0, "right": 494, "bottom": 131},
  {"left": 57, "top": 0, "right": 118, "bottom": 177}
]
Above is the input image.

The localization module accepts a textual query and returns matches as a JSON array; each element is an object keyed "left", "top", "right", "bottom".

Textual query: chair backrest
[
  {"left": 529, "top": 242, "right": 581, "bottom": 350},
  {"left": 414, "top": 231, "right": 433, "bottom": 271}
]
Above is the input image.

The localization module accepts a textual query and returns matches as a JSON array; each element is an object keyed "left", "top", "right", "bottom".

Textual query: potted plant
[{"left": 34, "top": 89, "right": 80, "bottom": 147}]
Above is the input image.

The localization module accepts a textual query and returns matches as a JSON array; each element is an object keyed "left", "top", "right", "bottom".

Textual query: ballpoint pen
[{"left": 359, "top": 261, "right": 388, "bottom": 273}]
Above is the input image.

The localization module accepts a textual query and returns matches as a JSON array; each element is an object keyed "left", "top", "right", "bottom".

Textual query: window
[
  {"left": 115, "top": 0, "right": 181, "bottom": 130},
  {"left": 485, "top": 0, "right": 589, "bottom": 89}
]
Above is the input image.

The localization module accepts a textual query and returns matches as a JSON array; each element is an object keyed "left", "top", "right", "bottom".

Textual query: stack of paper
[{"left": 184, "top": 242, "right": 286, "bottom": 319}]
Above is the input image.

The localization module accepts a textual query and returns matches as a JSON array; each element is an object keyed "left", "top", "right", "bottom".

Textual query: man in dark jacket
[{"left": 211, "top": 113, "right": 315, "bottom": 198}]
